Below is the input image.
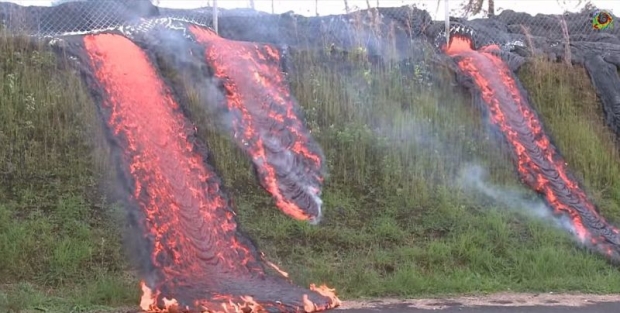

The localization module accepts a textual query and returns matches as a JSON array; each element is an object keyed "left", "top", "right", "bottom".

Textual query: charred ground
[{"left": 1, "top": 2, "right": 620, "bottom": 313}]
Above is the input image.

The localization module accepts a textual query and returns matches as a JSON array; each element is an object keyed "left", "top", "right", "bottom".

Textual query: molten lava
[
  {"left": 444, "top": 36, "right": 620, "bottom": 261},
  {"left": 188, "top": 25, "right": 325, "bottom": 224},
  {"left": 80, "top": 32, "right": 339, "bottom": 312}
]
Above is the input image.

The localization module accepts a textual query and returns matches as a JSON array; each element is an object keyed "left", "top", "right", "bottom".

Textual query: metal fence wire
[
  {"left": 0, "top": 0, "right": 213, "bottom": 36},
  {"left": 0, "top": 0, "right": 615, "bottom": 41}
]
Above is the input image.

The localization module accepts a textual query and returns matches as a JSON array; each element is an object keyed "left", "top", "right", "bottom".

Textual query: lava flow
[
  {"left": 444, "top": 35, "right": 620, "bottom": 261},
  {"left": 79, "top": 32, "right": 339, "bottom": 312},
  {"left": 188, "top": 25, "right": 326, "bottom": 224}
]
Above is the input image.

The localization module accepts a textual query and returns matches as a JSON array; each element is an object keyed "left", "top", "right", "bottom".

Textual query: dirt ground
[
  {"left": 93, "top": 293, "right": 620, "bottom": 312},
  {"left": 337, "top": 292, "right": 620, "bottom": 310}
]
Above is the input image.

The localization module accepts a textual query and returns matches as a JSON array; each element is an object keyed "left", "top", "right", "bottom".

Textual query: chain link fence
[
  {"left": 0, "top": 0, "right": 615, "bottom": 42},
  {"left": 0, "top": 0, "right": 213, "bottom": 36}
]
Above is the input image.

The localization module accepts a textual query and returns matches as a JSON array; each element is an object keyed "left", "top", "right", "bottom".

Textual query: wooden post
[
  {"left": 213, "top": 0, "right": 218, "bottom": 34},
  {"left": 445, "top": 0, "right": 450, "bottom": 47}
]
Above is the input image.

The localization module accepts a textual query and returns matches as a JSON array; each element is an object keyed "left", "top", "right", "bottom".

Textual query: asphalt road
[{"left": 336, "top": 301, "right": 620, "bottom": 313}]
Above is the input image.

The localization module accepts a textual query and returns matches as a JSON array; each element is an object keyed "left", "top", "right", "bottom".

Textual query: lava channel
[
  {"left": 444, "top": 35, "right": 620, "bottom": 262},
  {"left": 187, "top": 25, "right": 326, "bottom": 224},
  {"left": 76, "top": 32, "right": 340, "bottom": 312}
]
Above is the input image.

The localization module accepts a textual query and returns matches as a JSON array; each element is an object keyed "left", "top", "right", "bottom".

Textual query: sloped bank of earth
[{"left": 1, "top": 0, "right": 616, "bottom": 312}]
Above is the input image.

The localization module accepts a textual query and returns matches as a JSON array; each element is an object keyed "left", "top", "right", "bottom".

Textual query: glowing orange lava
[
  {"left": 188, "top": 25, "right": 325, "bottom": 224},
  {"left": 82, "top": 32, "right": 339, "bottom": 312},
  {"left": 444, "top": 36, "right": 620, "bottom": 260}
]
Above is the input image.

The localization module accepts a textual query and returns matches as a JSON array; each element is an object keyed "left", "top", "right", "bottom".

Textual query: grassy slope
[
  {"left": 1, "top": 35, "right": 620, "bottom": 311},
  {"left": 0, "top": 35, "right": 136, "bottom": 312}
]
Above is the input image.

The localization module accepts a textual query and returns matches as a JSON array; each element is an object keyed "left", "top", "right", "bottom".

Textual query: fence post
[
  {"left": 445, "top": 0, "right": 450, "bottom": 47},
  {"left": 213, "top": 0, "right": 218, "bottom": 34}
]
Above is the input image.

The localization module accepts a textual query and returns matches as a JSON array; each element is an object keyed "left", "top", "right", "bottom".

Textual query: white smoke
[
  {"left": 338, "top": 59, "right": 582, "bottom": 240},
  {"left": 457, "top": 163, "right": 579, "bottom": 238},
  {"left": 142, "top": 23, "right": 237, "bottom": 132},
  {"left": 148, "top": 24, "right": 326, "bottom": 223}
]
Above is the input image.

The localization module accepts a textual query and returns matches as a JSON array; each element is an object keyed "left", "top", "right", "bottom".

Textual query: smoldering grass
[
  {"left": 182, "top": 47, "right": 620, "bottom": 297},
  {"left": 456, "top": 163, "right": 579, "bottom": 234}
]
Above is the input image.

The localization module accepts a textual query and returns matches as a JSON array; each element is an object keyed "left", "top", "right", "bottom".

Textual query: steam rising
[
  {"left": 338, "top": 22, "right": 620, "bottom": 263},
  {"left": 60, "top": 28, "right": 340, "bottom": 312},
  {"left": 458, "top": 164, "right": 579, "bottom": 237},
  {"left": 156, "top": 24, "right": 328, "bottom": 224},
  {"left": 445, "top": 34, "right": 620, "bottom": 261}
]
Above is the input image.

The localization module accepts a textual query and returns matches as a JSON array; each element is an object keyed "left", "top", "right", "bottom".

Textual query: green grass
[
  {"left": 2, "top": 33, "right": 620, "bottom": 312},
  {"left": 0, "top": 35, "right": 136, "bottom": 312}
]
